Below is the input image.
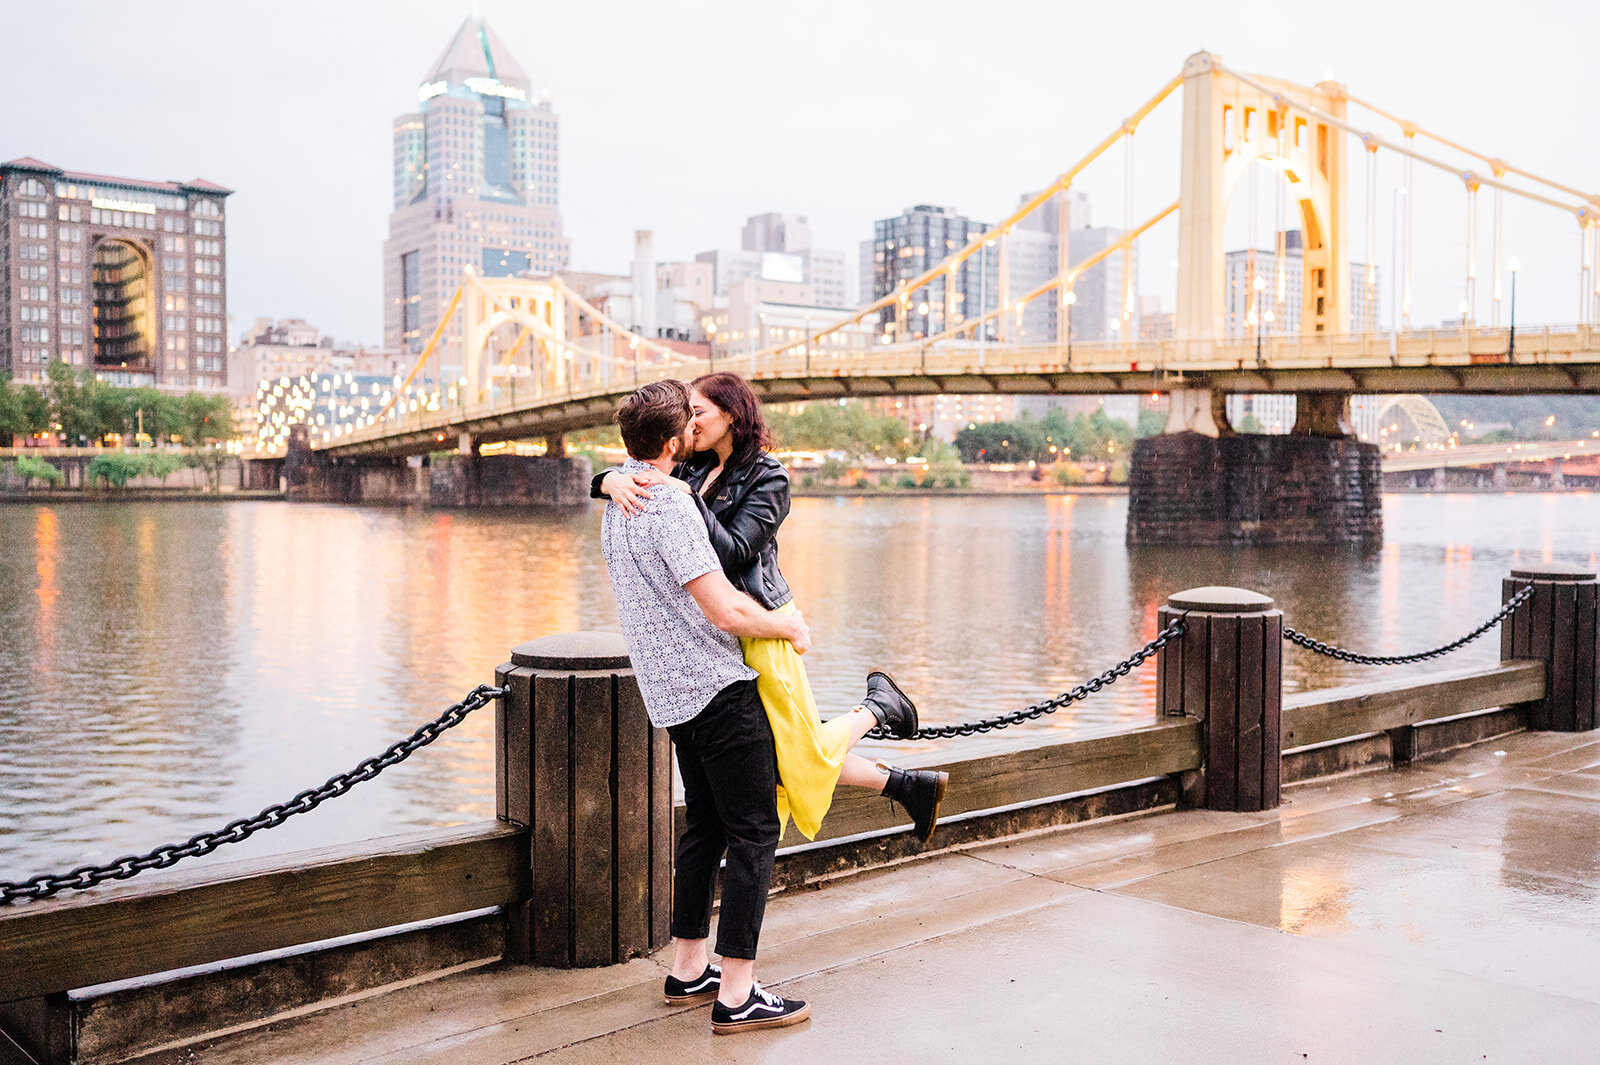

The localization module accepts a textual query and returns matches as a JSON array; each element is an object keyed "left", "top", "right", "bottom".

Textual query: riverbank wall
[
  {"left": 287, "top": 453, "right": 593, "bottom": 507},
  {"left": 0, "top": 451, "right": 278, "bottom": 499}
]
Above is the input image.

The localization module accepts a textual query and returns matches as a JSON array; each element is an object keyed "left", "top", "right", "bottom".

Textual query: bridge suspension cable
[
  {"left": 747, "top": 72, "right": 1185, "bottom": 363},
  {"left": 1343, "top": 91, "right": 1600, "bottom": 209},
  {"left": 374, "top": 285, "right": 464, "bottom": 425},
  {"left": 922, "top": 202, "right": 1180, "bottom": 349},
  {"left": 1218, "top": 64, "right": 1591, "bottom": 216}
]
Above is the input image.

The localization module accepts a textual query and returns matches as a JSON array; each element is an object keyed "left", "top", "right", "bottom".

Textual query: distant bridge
[{"left": 1382, "top": 438, "right": 1600, "bottom": 473}]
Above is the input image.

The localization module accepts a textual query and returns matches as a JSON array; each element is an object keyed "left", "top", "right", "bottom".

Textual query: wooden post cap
[
  {"left": 1509, "top": 563, "right": 1597, "bottom": 581},
  {"left": 510, "top": 632, "right": 632, "bottom": 670},
  {"left": 1166, "top": 586, "right": 1276, "bottom": 613}
]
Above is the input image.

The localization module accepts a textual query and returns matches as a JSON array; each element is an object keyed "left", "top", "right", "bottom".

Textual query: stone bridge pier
[
  {"left": 283, "top": 426, "right": 590, "bottom": 507},
  {"left": 1127, "top": 390, "right": 1382, "bottom": 545}
]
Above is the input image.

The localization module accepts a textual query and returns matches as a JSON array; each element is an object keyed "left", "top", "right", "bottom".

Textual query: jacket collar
[{"left": 678, "top": 449, "right": 768, "bottom": 495}]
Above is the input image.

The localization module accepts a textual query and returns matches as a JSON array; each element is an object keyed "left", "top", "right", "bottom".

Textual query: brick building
[{"left": 0, "top": 157, "right": 232, "bottom": 389}]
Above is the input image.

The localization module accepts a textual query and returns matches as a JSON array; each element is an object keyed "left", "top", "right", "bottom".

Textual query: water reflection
[
  {"left": 1, "top": 493, "right": 1598, "bottom": 874},
  {"left": 0, "top": 505, "right": 241, "bottom": 877}
]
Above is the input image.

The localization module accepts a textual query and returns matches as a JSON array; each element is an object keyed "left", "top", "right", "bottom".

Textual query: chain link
[
  {"left": 865, "top": 618, "right": 1187, "bottom": 741},
  {"left": 0, "top": 684, "right": 505, "bottom": 906},
  {"left": 1282, "top": 584, "right": 1533, "bottom": 666}
]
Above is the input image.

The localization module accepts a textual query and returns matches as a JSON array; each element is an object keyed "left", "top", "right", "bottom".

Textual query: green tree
[
  {"left": 0, "top": 378, "right": 43, "bottom": 446},
  {"left": 816, "top": 456, "right": 850, "bottom": 483},
  {"left": 1064, "top": 409, "right": 1135, "bottom": 461},
  {"left": 175, "top": 393, "right": 234, "bottom": 446},
  {"left": 45, "top": 359, "right": 95, "bottom": 444},
  {"left": 87, "top": 453, "right": 148, "bottom": 488},
  {"left": 0, "top": 379, "right": 17, "bottom": 446},
  {"left": 42, "top": 360, "right": 127, "bottom": 444},
  {"left": 146, "top": 452, "right": 182, "bottom": 483},
  {"left": 181, "top": 448, "right": 228, "bottom": 492},
  {"left": 1237, "top": 413, "right": 1265, "bottom": 434},
  {"left": 769, "top": 402, "right": 917, "bottom": 460},
  {"left": 125, "top": 388, "right": 180, "bottom": 442},
  {"left": 953, "top": 419, "right": 1045, "bottom": 463},
  {"left": 13, "top": 455, "right": 64, "bottom": 489},
  {"left": 1136, "top": 410, "right": 1169, "bottom": 438},
  {"left": 88, "top": 379, "right": 131, "bottom": 443}
]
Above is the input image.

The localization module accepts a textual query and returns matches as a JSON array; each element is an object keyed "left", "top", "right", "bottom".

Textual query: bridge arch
[{"left": 1375, "top": 394, "right": 1450, "bottom": 445}]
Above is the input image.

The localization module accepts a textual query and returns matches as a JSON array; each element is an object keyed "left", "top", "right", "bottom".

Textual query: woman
[{"left": 594, "top": 371, "right": 946, "bottom": 844}]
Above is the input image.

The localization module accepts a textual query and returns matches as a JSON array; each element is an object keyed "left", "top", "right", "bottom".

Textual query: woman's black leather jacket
[{"left": 590, "top": 451, "right": 793, "bottom": 609}]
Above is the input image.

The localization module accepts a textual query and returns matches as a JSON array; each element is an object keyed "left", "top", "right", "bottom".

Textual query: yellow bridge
[{"left": 314, "top": 50, "right": 1599, "bottom": 460}]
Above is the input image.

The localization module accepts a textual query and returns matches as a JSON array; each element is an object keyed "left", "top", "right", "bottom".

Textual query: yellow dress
[{"left": 739, "top": 602, "right": 857, "bottom": 841}]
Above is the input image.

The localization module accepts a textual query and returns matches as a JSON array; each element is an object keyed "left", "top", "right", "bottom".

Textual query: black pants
[{"left": 666, "top": 678, "right": 780, "bottom": 960}]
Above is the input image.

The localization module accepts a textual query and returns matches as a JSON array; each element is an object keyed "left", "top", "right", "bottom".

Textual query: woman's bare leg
[
  {"left": 838, "top": 752, "right": 890, "bottom": 789},
  {"left": 834, "top": 705, "right": 892, "bottom": 789},
  {"left": 842, "top": 705, "right": 876, "bottom": 746}
]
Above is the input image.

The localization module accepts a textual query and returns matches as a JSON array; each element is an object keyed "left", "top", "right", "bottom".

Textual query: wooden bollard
[
  {"left": 1157, "top": 587, "right": 1283, "bottom": 812},
  {"left": 494, "top": 632, "right": 672, "bottom": 967},
  {"left": 1502, "top": 563, "right": 1599, "bottom": 732}
]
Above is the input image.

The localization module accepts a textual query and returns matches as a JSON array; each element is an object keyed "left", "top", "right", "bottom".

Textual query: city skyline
[{"left": 4, "top": 0, "right": 1594, "bottom": 346}]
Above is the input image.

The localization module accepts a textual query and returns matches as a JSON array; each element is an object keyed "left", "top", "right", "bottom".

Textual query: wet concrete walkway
[{"left": 152, "top": 730, "right": 1600, "bottom": 1064}]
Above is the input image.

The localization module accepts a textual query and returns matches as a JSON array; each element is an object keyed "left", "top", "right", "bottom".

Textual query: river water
[{"left": 2, "top": 493, "right": 1597, "bottom": 879}]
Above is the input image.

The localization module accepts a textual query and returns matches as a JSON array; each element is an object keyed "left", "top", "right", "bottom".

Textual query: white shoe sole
[{"left": 711, "top": 1001, "right": 812, "bottom": 1034}]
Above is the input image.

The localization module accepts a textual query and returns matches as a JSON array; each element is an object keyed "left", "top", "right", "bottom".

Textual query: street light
[
  {"left": 1391, "top": 187, "right": 1407, "bottom": 334},
  {"left": 1507, "top": 256, "right": 1521, "bottom": 361},
  {"left": 1064, "top": 290, "right": 1076, "bottom": 362},
  {"left": 1252, "top": 275, "right": 1267, "bottom": 363}
]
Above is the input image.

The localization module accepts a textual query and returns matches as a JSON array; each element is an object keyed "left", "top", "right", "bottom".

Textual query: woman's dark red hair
[{"left": 690, "top": 371, "right": 772, "bottom": 468}]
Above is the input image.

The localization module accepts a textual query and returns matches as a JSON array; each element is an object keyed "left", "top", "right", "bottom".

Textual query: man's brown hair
[{"left": 615, "top": 379, "right": 692, "bottom": 460}]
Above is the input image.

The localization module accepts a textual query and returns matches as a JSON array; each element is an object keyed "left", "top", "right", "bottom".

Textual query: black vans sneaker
[
  {"left": 663, "top": 963, "right": 720, "bottom": 1006},
  {"left": 710, "top": 983, "right": 812, "bottom": 1034}
]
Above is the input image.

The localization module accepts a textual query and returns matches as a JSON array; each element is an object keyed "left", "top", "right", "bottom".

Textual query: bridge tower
[{"left": 1176, "top": 51, "right": 1350, "bottom": 343}]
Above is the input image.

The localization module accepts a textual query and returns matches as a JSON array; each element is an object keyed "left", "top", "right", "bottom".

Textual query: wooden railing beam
[
  {"left": 0, "top": 822, "right": 526, "bottom": 1003},
  {"left": 1281, "top": 660, "right": 1546, "bottom": 751}
]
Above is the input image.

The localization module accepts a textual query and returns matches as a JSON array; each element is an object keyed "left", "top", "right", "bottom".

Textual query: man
[{"left": 600, "top": 379, "right": 838, "bottom": 1033}]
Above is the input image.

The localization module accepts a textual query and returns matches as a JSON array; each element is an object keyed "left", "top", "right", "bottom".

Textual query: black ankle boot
[
  {"left": 882, "top": 766, "right": 949, "bottom": 845},
  {"left": 863, "top": 671, "right": 919, "bottom": 739}
]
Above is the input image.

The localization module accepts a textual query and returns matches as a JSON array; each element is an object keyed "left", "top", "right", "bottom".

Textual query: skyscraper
[
  {"left": 1221, "top": 230, "right": 1381, "bottom": 435},
  {"left": 694, "top": 212, "right": 851, "bottom": 311},
  {"left": 1, "top": 157, "right": 232, "bottom": 389},
  {"left": 383, "top": 17, "right": 569, "bottom": 368},
  {"left": 1223, "top": 231, "right": 1378, "bottom": 337},
  {"left": 869, "top": 205, "right": 997, "bottom": 339}
]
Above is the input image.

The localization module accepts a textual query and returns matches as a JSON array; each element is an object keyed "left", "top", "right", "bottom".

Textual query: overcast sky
[{"left": 6, "top": 0, "right": 1594, "bottom": 345}]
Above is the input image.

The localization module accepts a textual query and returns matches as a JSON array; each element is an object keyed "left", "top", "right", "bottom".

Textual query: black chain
[
  {"left": 1, "top": 589, "right": 1530, "bottom": 901},
  {"left": 866, "top": 618, "right": 1186, "bottom": 741},
  {"left": 0, "top": 684, "right": 505, "bottom": 905},
  {"left": 1282, "top": 585, "right": 1533, "bottom": 666}
]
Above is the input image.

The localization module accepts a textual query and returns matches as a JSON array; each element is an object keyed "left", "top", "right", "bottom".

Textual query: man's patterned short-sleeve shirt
[{"left": 601, "top": 458, "right": 756, "bottom": 728}]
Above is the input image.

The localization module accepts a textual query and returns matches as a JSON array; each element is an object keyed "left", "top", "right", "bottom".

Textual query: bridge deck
[
  {"left": 143, "top": 728, "right": 1600, "bottom": 1063},
  {"left": 320, "top": 326, "right": 1600, "bottom": 458}
]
